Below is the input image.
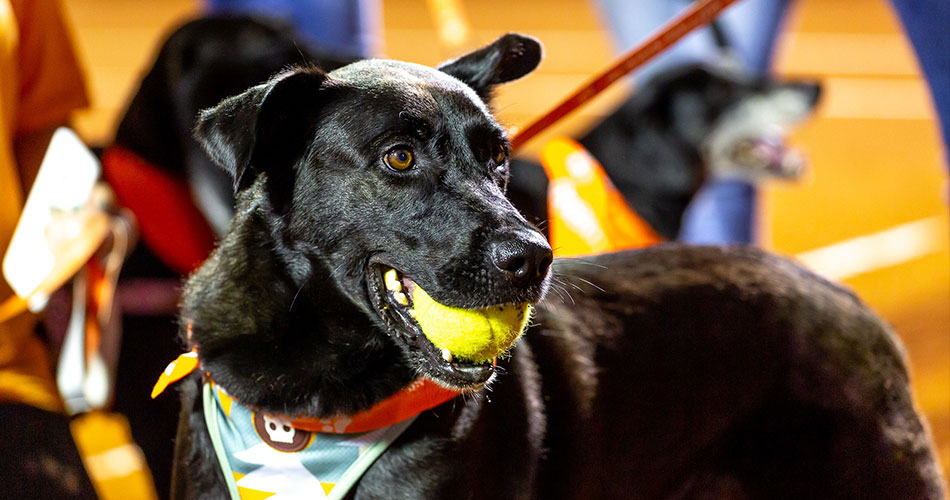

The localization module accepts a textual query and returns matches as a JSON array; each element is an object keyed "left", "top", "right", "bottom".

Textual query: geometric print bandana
[{"left": 203, "top": 382, "right": 415, "bottom": 500}]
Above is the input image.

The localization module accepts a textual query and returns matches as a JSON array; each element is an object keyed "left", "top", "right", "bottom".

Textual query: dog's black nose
[{"left": 491, "top": 232, "right": 553, "bottom": 287}]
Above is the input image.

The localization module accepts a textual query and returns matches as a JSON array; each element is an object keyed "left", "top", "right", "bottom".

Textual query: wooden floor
[{"left": 62, "top": 0, "right": 949, "bottom": 487}]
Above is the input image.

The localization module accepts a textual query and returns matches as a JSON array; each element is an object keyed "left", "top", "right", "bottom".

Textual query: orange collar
[{"left": 152, "top": 350, "right": 460, "bottom": 434}]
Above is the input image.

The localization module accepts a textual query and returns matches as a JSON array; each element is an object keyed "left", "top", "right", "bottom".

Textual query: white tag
[{"left": 2, "top": 128, "right": 100, "bottom": 297}]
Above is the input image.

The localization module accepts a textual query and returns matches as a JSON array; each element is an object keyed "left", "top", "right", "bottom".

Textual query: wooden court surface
[{"left": 63, "top": 0, "right": 950, "bottom": 485}]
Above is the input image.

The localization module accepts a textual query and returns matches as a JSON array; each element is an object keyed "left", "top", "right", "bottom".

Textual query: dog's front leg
[{"left": 171, "top": 375, "right": 231, "bottom": 500}]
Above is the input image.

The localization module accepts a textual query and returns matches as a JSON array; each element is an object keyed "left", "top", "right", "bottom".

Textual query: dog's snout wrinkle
[{"left": 490, "top": 231, "right": 552, "bottom": 288}]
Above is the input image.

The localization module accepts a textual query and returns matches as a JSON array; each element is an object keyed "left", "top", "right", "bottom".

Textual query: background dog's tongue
[{"left": 409, "top": 286, "right": 531, "bottom": 363}]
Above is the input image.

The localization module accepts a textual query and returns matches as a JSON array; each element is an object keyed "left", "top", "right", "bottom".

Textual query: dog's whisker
[
  {"left": 569, "top": 275, "right": 605, "bottom": 293},
  {"left": 546, "top": 281, "right": 568, "bottom": 302},
  {"left": 565, "top": 257, "right": 608, "bottom": 269},
  {"left": 547, "top": 280, "right": 563, "bottom": 295},
  {"left": 548, "top": 281, "right": 575, "bottom": 306},
  {"left": 553, "top": 275, "right": 585, "bottom": 294},
  {"left": 289, "top": 278, "right": 310, "bottom": 312},
  {"left": 552, "top": 271, "right": 596, "bottom": 293}
]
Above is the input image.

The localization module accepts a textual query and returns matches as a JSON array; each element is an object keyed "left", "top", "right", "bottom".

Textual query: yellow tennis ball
[{"left": 409, "top": 285, "right": 532, "bottom": 363}]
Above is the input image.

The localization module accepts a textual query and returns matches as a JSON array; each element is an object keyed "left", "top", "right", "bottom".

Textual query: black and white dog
[
  {"left": 170, "top": 33, "right": 944, "bottom": 499},
  {"left": 507, "top": 64, "right": 821, "bottom": 239}
]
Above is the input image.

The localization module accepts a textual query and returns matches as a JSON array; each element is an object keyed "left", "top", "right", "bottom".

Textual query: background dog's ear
[
  {"left": 194, "top": 67, "right": 326, "bottom": 212},
  {"left": 113, "top": 29, "right": 186, "bottom": 174},
  {"left": 438, "top": 33, "right": 542, "bottom": 100}
]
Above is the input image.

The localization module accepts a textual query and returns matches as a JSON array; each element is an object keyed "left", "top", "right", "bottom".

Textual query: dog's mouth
[
  {"left": 728, "top": 136, "right": 805, "bottom": 179},
  {"left": 368, "top": 263, "right": 521, "bottom": 390}
]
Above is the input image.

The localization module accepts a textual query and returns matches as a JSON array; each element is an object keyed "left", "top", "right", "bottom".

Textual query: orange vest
[{"left": 540, "top": 138, "right": 662, "bottom": 257}]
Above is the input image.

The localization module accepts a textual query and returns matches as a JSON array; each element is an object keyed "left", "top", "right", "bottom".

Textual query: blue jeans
[
  {"left": 594, "top": 0, "right": 790, "bottom": 244},
  {"left": 206, "top": 0, "right": 378, "bottom": 57},
  {"left": 890, "top": 0, "right": 950, "bottom": 166}
]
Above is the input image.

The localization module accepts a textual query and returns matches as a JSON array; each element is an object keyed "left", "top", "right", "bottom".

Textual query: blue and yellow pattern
[{"left": 203, "top": 383, "right": 414, "bottom": 499}]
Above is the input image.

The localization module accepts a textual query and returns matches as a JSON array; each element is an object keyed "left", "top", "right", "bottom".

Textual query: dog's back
[{"left": 526, "top": 245, "right": 944, "bottom": 499}]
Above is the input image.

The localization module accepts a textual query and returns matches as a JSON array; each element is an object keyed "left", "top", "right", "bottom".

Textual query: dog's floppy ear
[
  {"left": 438, "top": 33, "right": 542, "bottom": 100},
  {"left": 194, "top": 67, "right": 326, "bottom": 211}
]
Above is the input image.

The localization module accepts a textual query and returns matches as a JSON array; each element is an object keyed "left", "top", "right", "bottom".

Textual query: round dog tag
[{"left": 253, "top": 412, "right": 312, "bottom": 452}]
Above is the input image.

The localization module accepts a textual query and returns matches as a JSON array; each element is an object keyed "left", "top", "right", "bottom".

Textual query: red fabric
[{"left": 101, "top": 145, "right": 215, "bottom": 274}]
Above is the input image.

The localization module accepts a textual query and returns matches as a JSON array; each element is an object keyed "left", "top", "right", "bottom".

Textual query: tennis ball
[{"left": 409, "top": 285, "right": 532, "bottom": 363}]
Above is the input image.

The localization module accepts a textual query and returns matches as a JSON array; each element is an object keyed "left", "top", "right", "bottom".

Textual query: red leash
[{"left": 510, "top": 0, "right": 740, "bottom": 151}]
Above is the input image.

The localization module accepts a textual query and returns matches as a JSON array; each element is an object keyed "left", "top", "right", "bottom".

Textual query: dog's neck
[{"left": 181, "top": 189, "right": 416, "bottom": 418}]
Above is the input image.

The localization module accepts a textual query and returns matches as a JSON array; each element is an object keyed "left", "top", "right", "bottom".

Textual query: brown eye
[
  {"left": 384, "top": 148, "right": 414, "bottom": 171},
  {"left": 491, "top": 144, "right": 507, "bottom": 165}
]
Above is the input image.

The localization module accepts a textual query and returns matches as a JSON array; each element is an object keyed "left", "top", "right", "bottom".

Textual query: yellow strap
[{"left": 151, "top": 350, "right": 199, "bottom": 399}]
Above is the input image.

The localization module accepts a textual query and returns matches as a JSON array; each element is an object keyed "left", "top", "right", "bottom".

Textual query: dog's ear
[
  {"left": 438, "top": 33, "right": 542, "bottom": 100},
  {"left": 194, "top": 67, "right": 326, "bottom": 211},
  {"left": 113, "top": 32, "right": 185, "bottom": 173}
]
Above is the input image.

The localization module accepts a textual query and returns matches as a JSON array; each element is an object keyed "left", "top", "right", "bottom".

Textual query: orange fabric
[
  {"left": 0, "top": 0, "right": 88, "bottom": 412},
  {"left": 10, "top": 0, "right": 89, "bottom": 136},
  {"left": 102, "top": 146, "right": 216, "bottom": 274},
  {"left": 540, "top": 137, "right": 662, "bottom": 258}
]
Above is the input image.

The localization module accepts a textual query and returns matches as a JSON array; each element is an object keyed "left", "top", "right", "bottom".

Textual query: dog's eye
[
  {"left": 384, "top": 148, "right": 415, "bottom": 171},
  {"left": 491, "top": 143, "right": 507, "bottom": 165}
]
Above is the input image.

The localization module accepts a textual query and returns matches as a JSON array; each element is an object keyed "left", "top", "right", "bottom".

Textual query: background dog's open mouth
[
  {"left": 729, "top": 136, "right": 805, "bottom": 179},
  {"left": 370, "top": 265, "right": 532, "bottom": 388}
]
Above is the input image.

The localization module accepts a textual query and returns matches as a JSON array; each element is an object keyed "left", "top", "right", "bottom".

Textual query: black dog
[
  {"left": 172, "top": 34, "right": 944, "bottom": 498},
  {"left": 507, "top": 64, "right": 821, "bottom": 239}
]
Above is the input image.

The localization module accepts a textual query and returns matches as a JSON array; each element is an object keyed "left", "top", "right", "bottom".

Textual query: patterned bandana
[
  {"left": 203, "top": 382, "right": 415, "bottom": 499},
  {"left": 153, "top": 350, "right": 460, "bottom": 499}
]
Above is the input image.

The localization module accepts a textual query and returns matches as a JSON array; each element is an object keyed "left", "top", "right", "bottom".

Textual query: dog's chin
[{"left": 365, "top": 262, "right": 522, "bottom": 391}]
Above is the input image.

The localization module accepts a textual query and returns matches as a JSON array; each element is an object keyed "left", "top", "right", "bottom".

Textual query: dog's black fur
[
  {"left": 172, "top": 34, "right": 945, "bottom": 499},
  {"left": 507, "top": 65, "right": 821, "bottom": 239}
]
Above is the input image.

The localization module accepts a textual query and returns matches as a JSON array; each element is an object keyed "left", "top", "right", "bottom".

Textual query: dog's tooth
[
  {"left": 442, "top": 348, "right": 453, "bottom": 363},
  {"left": 392, "top": 290, "right": 409, "bottom": 306},
  {"left": 384, "top": 268, "right": 402, "bottom": 292}
]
